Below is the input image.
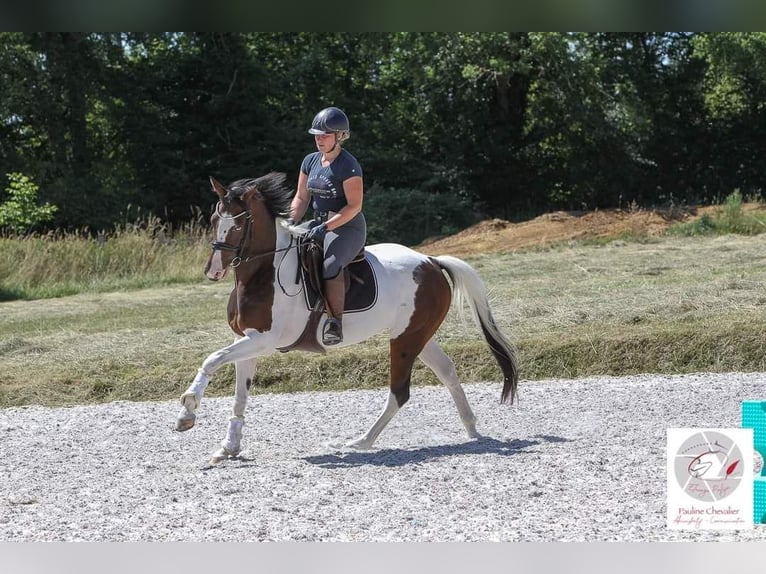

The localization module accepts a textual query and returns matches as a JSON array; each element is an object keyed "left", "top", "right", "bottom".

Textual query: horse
[{"left": 175, "top": 172, "right": 519, "bottom": 463}]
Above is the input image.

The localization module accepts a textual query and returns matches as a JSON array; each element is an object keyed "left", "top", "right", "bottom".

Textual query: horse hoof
[
  {"left": 466, "top": 427, "right": 481, "bottom": 439},
  {"left": 209, "top": 446, "right": 240, "bottom": 464},
  {"left": 344, "top": 439, "right": 374, "bottom": 451},
  {"left": 175, "top": 412, "right": 196, "bottom": 432}
]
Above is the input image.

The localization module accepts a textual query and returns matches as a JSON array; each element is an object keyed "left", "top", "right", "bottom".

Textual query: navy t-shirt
[{"left": 301, "top": 149, "right": 362, "bottom": 213}]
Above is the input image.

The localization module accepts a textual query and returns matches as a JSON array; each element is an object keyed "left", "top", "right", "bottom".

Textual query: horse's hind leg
[
  {"left": 210, "top": 358, "right": 255, "bottom": 463},
  {"left": 418, "top": 338, "right": 479, "bottom": 439},
  {"left": 345, "top": 336, "right": 421, "bottom": 450},
  {"left": 345, "top": 257, "right": 452, "bottom": 450},
  {"left": 345, "top": 391, "right": 401, "bottom": 450}
]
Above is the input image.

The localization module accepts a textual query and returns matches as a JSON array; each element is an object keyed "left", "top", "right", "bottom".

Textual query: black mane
[{"left": 226, "top": 172, "right": 293, "bottom": 219}]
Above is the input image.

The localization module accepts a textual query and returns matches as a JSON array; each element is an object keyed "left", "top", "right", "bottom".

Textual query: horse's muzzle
[{"left": 205, "top": 252, "right": 229, "bottom": 281}]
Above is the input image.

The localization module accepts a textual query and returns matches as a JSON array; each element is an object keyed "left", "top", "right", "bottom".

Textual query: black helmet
[{"left": 308, "top": 107, "right": 350, "bottom": 142}]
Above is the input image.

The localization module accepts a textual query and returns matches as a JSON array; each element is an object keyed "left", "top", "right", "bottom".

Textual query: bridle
[{"left": 210, "top": 203, "right": 292, "bottom": 268}]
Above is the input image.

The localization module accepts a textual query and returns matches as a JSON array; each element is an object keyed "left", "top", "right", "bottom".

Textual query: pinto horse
[{"left": 176, "top": 172, "right": 519, "bottom": 463}]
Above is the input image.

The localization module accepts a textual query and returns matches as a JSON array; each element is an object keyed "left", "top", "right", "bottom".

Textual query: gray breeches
[{"left": 321, "top": 212, "right": 367, "bottom": 279}]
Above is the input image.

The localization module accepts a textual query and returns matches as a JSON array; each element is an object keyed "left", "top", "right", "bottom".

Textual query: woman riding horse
[
  {"left": 177, "top": 171, "right": 519, "bottom": 463},
  {"left": 288, "top": 106, "right": 365, "bottom": 346}
]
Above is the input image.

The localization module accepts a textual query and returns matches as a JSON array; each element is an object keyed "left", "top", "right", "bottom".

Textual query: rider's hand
[{"left": 305, "top": 222, "right": 327, "bottom": 243}]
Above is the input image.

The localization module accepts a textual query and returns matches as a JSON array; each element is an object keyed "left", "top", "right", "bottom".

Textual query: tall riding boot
[{"left": 322, "top": 273, "right": 346, "bottom": 345}]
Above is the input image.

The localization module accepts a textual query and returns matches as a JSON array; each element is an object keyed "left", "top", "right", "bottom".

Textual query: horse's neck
[
  {"left": 233, "top": 220, "right": 297, "bottom": 296},
  {"left": 228, "top": 221, "right": 296, "bottom": 333}
]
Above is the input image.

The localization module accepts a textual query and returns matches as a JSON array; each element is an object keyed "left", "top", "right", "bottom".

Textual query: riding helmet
[{"left": 308, "top": 107, "right": 350, "bottom": 141}]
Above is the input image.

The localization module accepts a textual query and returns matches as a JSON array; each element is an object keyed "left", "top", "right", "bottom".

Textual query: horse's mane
[{"left": 227, "top": 172, "right": 292, "bottom": 219}]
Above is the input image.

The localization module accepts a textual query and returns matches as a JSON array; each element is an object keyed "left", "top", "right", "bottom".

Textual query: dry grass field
[{"left": 3, "top": 201, "right": 766, "bottom": 408}]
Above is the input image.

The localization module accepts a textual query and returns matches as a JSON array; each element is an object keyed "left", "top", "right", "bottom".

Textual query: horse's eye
[{"left": 234, "top": 226, "right": 242, "bottom": 231}]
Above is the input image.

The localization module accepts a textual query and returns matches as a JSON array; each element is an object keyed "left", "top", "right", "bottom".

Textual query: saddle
[{"left": 276, "top": 236, "right": 377, "bottom": 353}]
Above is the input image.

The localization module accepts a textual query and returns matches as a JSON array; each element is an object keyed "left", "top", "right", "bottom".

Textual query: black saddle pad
[{"left": 301, "top": 256, "right": 378, "bottom": 313}]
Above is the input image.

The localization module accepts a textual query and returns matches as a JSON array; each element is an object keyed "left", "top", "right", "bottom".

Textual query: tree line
[{"left": 1, "top": 32, "right": 764, "bottom": 236}]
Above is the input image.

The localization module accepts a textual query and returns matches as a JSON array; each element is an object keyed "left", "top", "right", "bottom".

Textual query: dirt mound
[{"left": 417, "top": 205, "right": 715, "bottom": 257}]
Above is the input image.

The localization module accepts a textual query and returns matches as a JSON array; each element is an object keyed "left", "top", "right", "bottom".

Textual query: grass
[
  {"left": 3, "top": 228, "right": 766, "bottom": 408},
  {"left": 0, "top": 216, "right": 210, "bottom": 300},
  {"left": 668, "top": 190, "right": 766, "bottom": 237}
]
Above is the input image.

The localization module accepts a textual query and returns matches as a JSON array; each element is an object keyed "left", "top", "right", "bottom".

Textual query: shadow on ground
[{"left": 301, "top": 434, "right": 572, "bottom": 468}]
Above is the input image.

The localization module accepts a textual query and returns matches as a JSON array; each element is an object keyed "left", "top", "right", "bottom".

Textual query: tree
[
  {"left": 0, "top": 172, "right": 57, "bottom": 233},
  {"left": 1, "top": 32, "right": 765, "bottom": 231},
  {"left": 692, "top": 32, "right": 766, "bottom": 199}
]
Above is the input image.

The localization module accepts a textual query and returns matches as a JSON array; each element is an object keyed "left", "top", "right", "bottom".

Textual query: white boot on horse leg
[
  {"left": 208, "top": 358, "right": 253, "bottom": 463},
  {"left": 175, "top": 369, "right": 210, "bottom": 432},
  {"left": 210, "top": 416, "right": 245, "bottom": 463}
]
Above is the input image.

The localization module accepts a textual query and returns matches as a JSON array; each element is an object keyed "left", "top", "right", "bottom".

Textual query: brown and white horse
[{"left": 176, "top": 173, "right": 519, "bottom": 463}]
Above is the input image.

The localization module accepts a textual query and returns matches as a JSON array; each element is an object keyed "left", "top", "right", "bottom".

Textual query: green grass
[
  {"left": 3, "top": 229, "right": 766, "bottom": 408},
  {"left": 1, "top": 192, "right": 764, "bottom": 301},
  {"left": 668, "top": 191, "right": 766, "bottom": 237},
  {"left": 0, "top": 217, "right": 210, "bottom": 300}
]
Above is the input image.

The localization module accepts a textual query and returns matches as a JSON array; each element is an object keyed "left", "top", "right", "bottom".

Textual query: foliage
[
  {"left": 693, "top": 32, "right": 766, "bottom": 120},
  {"left": 364, "top": 186, "right": 478, "bottom": 246},
  {"left": 691, "top": 33, "right": 766, "bottom": 199},
  {"left": 0, "top": 172, "right": 58, "bottom": 233},
  {"left": 0, "top": 33, "right": 766, "bottom": 231},
  {"left": 668, "top": 191, "right": 766, "bottom": 236}
]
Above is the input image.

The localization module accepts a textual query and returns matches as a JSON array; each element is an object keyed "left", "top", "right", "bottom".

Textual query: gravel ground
[{"left": 1, "top": 372, "right": 765, "bottom": 542}]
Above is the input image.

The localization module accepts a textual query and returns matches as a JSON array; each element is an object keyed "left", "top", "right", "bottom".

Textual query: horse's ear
[{"left": 209, "top": 177, "right": 227, "bottom": 199}]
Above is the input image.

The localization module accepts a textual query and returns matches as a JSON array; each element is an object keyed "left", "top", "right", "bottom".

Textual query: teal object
[{"left": 741, "top": 401, "right": 766, "bottom": 524}]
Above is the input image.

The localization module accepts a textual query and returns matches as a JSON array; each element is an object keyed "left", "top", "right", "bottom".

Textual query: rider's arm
[
  {"left": 326, "top": 175, "right": 363, "bottom": 231},
  {"left": 290, "top": 171, "right": 311, "bottom": 221}
]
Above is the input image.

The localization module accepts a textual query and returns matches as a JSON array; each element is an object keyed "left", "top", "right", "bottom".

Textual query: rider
[{"left": 289, "top": 106, "right": 366, "bottom": 345}]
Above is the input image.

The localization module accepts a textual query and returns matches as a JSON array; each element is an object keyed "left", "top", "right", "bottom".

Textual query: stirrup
[{"left": 322, "top": 318, "right": 343, "bottom": 345}]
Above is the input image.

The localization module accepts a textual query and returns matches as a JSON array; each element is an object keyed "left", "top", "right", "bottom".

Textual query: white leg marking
[
  {"left": 210, "top": 416, "right": 245, "bottom": 463},
  {"left": 176, "top": 335, "right": 263, "bottom": 433},
  {"left": 232, "top": 359, "right": 255, "bottom": 419},
  {"left": 176, "top": 369, "right": 210, "bottom": 431},
  {"left": 200, "top": 335, "right": 265, "bottom": 372},
  {"left": 346, "top": 392, "right": 400, "bottom": 450},
  {"left": 184, "top": 337, "right": 263, "bottom": 404},
  {"left": 181, "top": 369, "right": 210, "bottom": 408},
  {"left": 419, "top": 339, "right": 479, "bottom": 438},
  {"left": 208, "top": 358, "right": 255, "bottom": 462}
]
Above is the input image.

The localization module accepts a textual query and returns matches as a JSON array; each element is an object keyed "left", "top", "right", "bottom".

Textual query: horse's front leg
[
  {"left": 176, "top": 367, "right": 209, "bottom": 432},
  {"left": 209, "top": 357, "right": 255, "bottom": 463},
  {"left": 175, "top": 334, "right": 260, "bottom": 431}
]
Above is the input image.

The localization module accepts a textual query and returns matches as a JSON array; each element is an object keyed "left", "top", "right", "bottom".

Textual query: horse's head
[
  {"left": 205, "top": 173, "right": 292, "bottom": 281},
  {"left": 205, "top": 177, "right": 252, "bottom": 281}
]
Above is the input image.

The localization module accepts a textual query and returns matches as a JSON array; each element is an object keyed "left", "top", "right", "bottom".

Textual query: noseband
[
  {"left": 210, "top": 203, "right": 291, "bottom": 268},
  {"left": 210, "top": 205, "right": 252, "bottom": 267}
]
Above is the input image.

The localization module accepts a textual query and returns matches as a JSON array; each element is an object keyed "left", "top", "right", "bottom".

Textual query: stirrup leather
[{"left": 322, "top": 318, "right": 343, "bottom": 345}]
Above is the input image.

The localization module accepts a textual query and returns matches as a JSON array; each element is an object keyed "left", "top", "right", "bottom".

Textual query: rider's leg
[
  {"left": 321, "top": 215, "right": 366, "bottom": 346},
  {"left": 323, "top": 273, "right": 345, "bottom": 345}
]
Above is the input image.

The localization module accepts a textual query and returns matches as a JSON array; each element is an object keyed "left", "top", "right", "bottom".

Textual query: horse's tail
[{"left": 434, "top": 255, "right": 519, "bottom": 404}]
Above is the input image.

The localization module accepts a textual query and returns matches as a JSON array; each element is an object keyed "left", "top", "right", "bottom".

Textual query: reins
[
  {"left": 210, "top": 203, "right": 294, "bottom": 268},
  {"left": 230, "top": 245, "right": 293, "bottom": 268}
]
